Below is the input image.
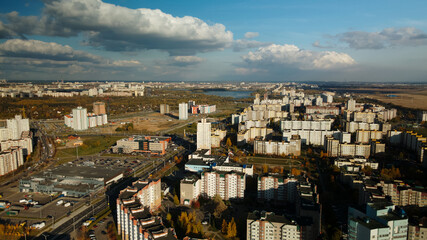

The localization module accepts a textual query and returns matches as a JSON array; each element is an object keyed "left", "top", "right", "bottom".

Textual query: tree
[
  {"left": 221, "top": 219, "right": 228, "bottom": 234},
  {"left": 166, "top": 213, "right": 172, "bottom": 222},
  {"left": 213, "top": 195, "right": 227, "bottom": 218},
  {"left": 262, "top": 164, "right": 269, "bottom": 173},
  {"left": 227, "top": 218, "right": 237, "bottom": 238},
  {"left": 226, "top": 138, "right": 232, "bottom": 147},
  {"left": 173, "top": 194, "right": 180, "bottom": 205}
]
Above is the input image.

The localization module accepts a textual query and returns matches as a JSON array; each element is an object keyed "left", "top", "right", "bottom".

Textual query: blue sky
[{"left": 1, "top": 0, "right": 427, "bottom": 82}]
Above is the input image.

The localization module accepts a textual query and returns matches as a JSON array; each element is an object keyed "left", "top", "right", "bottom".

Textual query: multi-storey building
[
  {"left": 72, "top": 106, "right": 88, "bottom": 131},
  {"left": 254, "top": 136, "right": 301, "bottom": 156},
  {"left": 197, "top": 119, "right": 211, "bottom": 153},
  {"left": 0, "top": 115, "right": 30, "bottom": 141},
  {"left": 0, "top": 147, "right": 24, "bottom": 176},
  {"left": 408, "top": 217, "right": 427, "bottom": 240},
  {"left": 93, "top": 101, "right": 106, "bottom": 115},
  {"left": 247, "top": 211, "right": 301, "bottom": 240},
  {"left": 117, "top": 179, "right": 177, "bottom": 240},
  {"left": 200, "top": 170, "right": 245, "bottom": 201},
  {"left": 178, "top": 103, "right": 188, "bottom": 120},
  {"left": 159, "top": 104, "right": 170, "bottom": 114},
  {"left": 257, "top": 175, "right": 298, "bottom": 203},
  {"left": 112, "top": 136, "right": 171, "bottom": 155},
  {"left": 348, "top": 202, "right": 408, "bottom": 240}
]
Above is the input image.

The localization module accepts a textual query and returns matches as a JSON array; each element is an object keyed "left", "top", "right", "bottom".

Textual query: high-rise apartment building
[
  {"left": 93, "top": 101, "right": 106, "bottom": 115},
  {"left": 160, "top": 104, "right": 170, "bottom": 114},
  {"left": 197, "top": 118, "right": 211, "bottom": 153},
  {"left": 6, "top": 115, "right": 29, "bottom": 140},
  {"left": 0, "top": 147, "right": 24, "bottom": 176},
  {"left": 179, "top": 103, "right": 188, "bottom": 120},
  {"left": 117, "top": 179, "right": 177, "bottom": 240},
  {"left": 72, "top": 107, "right": 88, "bottom": 131},
  {"left": 348, "top": 98, "right": 356, "bottom": 112}
]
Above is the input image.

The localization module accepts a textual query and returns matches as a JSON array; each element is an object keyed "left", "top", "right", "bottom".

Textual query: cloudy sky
[{"left": 1, "top": 0, "right": 427, "bottom": 82}]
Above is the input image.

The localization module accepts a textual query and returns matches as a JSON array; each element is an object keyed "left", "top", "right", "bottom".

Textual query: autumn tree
[
  {"left": 262, "top": 164, "right": 269, "bottom": 173},
  {"left": 227, "top": 218, "right": 237, "bottom": 238},
  {"left": 226, "top": 138, "right": 232, "bottom": 148},
  {"left": 222, "top": 219, "right": 228, "bottom": 234},
  {"left": 173, "top": 194, "right": 180, "bottom": 205}
]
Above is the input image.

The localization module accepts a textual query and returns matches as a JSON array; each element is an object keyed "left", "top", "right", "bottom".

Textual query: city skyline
[{"left": 1, "top": 0, "right": 427, "bottom": 82}]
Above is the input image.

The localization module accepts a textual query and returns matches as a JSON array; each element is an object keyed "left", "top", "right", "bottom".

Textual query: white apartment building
[
  {"left": 179, "top": 102, "right": 188, "bottom": 120},
  {"left": 0, "top": 147, "right": 24, "bottom": 176},
  {"left": 281, "top": 120, "right": 333, "bottom": 131},
  {"left": 247, "top": 211, "right": 301, "bottom": 240},
  {"left": 200, "top": 170, "right": 246, "bottom": 201},
  {"left": 257, "top": 175, "right": 298, "bottom": 203},
  {"left": 197, "top": 119, "right": 211, "bottom": 153},
  {"left": 117, "top": 179, "right": 177, "bottom": 240},
  {"left": 1, "top": 115, "right": 30, "bottom": 141},
  {"left": 0, "top": 137, "right": 32, "bottom": 155},
  {"left": 254, "top": 137, "right": 301, "bottom": 156},
  {"left": 72, "top": 107, "right": 88, "bottom": 131}
]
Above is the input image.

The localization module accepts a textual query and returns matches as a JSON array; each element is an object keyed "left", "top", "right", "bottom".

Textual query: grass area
[
  {"left": 242, "top": 156, "right": 302, "bottom": 167},
  {"left": 54, "top": 135, "right": 122, "bottom": 164}
]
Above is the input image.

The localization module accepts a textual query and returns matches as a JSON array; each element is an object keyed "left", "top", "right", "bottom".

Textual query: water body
[{"left": 203, "top": 90, "right": 252, "bottom": 99}]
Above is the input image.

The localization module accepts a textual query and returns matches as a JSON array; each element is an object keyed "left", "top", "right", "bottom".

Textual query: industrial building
[
  {"left": 19, "top": 165, "right": 124, "bottom": 197},
  {"left": 112, "top": 135, "right": 171, "bottom": 155}
]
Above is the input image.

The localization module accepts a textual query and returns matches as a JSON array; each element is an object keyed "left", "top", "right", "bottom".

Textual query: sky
[{"left": 1, "top": 0, "right": 427, "bottom": 82}]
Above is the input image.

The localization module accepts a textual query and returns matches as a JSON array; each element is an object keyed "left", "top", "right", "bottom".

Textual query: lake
[{"left": 203, "top": 90, "right": 252, "bottom": 99}]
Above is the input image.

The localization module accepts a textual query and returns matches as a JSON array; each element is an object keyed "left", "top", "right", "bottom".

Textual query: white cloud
[
  {"left": 233, "top": 39, "right": 271, "bottom": 52},
  {"left": 242, "top": 44, "right": 356, "bottom": 70},
  {"left": 234, "top": 67, "right": 264, "bottom": 75},
  {"left": 338, "top": 27, "right": 427, "bottom": 49},
  {"left": 1, "top": 0, "right": 233, "bottom": 55},
  {"left": 244, "top": 32, "right": 259, "bottom": 39},
  {"left": 167, "top": 56, "right": 204, "bottom": 67}
]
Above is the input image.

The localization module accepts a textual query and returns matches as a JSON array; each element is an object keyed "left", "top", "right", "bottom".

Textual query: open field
[
  {"left": 242, "top": 156, "right": 302, "bottom": 168},
  {"left": 54, "top": 135, "right": 122, "bottom": 164},
  {"left": 366, "top": 88, "right": 427, "bottom": 110}
]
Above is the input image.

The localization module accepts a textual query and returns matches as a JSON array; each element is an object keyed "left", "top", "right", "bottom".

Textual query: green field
[
  {"left": 54, "top": 135, "right": 122, "bottom": 164},
  {"left": 242, "top": 156, "right": 302, "bottom": 168}
]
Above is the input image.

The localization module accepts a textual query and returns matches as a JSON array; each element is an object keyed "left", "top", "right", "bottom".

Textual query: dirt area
[
  {"left": 99, "top": 112, "right": 187, "bottom": 133},
  {"left": 367, "top": 89, "right": 427, "bottom": 110}
]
